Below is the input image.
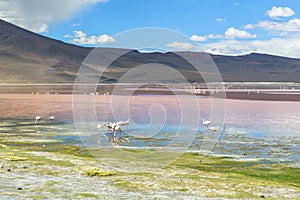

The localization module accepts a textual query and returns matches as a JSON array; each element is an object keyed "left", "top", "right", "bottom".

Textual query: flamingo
[
  {"left": 202, "top": 119, "right": 212, "bottom": 126},
  {"left": 114, "top": 124, "right": 122, "bottom": 139},
  {"left": 116, "top": 119, "right": 130, "bottom": 139},
  {"left": 116, "top": 119, "right": 130, "bottom": 126},
  {"left": 107, "top": 121, "right": 116, "bottom": 141},
  {"left": 207, "top": 126, "right": 219, "bottom": 132},
  {"left": 48, "top": 116, "right": 55, "bottom": 121},
  {"left": 107, "top": 121, "right": 116, "bottom": 130},
  {"left": 97, "top": 124, "right": 103, "bottom": 134},
  {"left": 35, "top": 116, "right": 42, "bottom": 124},
  {"left": 106, "top": 119, "right": 130, "bottom": 142}
]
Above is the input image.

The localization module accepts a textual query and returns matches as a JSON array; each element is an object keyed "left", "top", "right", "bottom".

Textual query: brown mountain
[
  {"left": 0, "top": 19, "right": 91, "bottom": 83},
  {"left": 0, "top": 19, "right": 300, "bottom": 83}
]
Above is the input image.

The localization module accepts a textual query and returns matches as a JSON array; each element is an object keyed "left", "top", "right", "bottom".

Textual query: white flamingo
[
  {"left": 35, "top": 116, "right": 42, "bottom": 124},
  {"left": 202, "top": 119, "right": 212, "bottom": 126},
  {"left": 207, "top": 126, "right": 219, "bottom": 132},
  {"left": 106, "top": 119, "right": 130, "bottom": 142},
  {"left": 114, "top": 124, "right": 122, "bottom": 137},
  {"left": 107, "top": 121, "right": 116, "bottom": 141},
  {"left": 107, "top": 121, "right": 115, "bottom": 130},
  {"left": 48, "top": 116, "right": 55, "bottom": 121},
  {"left": 116, "top": 119, "right": 130, "bottom": 126},
  {"left": 97, "top": 124, "right": 103, "bottom": 134}
]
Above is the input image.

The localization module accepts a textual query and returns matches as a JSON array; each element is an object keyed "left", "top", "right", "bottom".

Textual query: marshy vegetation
[{"left": 0, "top": 119, "right": 299, "bottom": 199}]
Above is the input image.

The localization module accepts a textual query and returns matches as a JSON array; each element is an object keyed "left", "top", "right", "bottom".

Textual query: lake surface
[{"left": 1, "top": 95, "right": 299, "bottom": 166}]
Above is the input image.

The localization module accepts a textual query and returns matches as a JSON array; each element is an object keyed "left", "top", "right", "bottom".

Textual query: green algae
[
  {"left": 172, "top": 153, "right": 300, "bottom": 188},
  {"left": 77, "top": 193, "right": 98, "bottom": 198},
  {"left": 113, "top": 179, "right": 147, "bottom": 191},
  {"left": 72, "top": 166, "right": 116, "bottom": 177},
  {"left": 1, "top": 125, "right": 300, "bottom": 199},
  {"left": 1, "top": 155, "right": 28, "bottom": 161},
  {"left": 28, "top": 195, "right": 48, "bottom": 199},
  {"left": 83, "top": 170, "right": 115, "bottom": 177}
]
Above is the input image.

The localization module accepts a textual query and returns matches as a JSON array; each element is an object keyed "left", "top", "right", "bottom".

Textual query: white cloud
[
  {"left": 216, "top": 18, "right": 226, "bottom": 22},
  {"left": 201, "top": 37, "right": 300, "bottom": 58},
  {"left": 225, "top": 27, "right": 256, "bottom": 39},
  {"left": 0, "top": 0, "right": 108, "bottom": 33},
  {"left": 245, "top": 19, "right": 300, "bottom": 33},
  {"left": 64, "top": 34, "right": 73, "bottom": 38},
  {"left": 188, "top": 6, "right": 300, "bottom": 58},
  {"left": 190, "top": 34, "right": 223, "bottom": 42},
  {"left": 207, "top": 33, "right": 224, "bottom": 39},
  {"left": 243, "top": 24, "right": 255, "bottom": 29},
  {"left": 73, "top": 30, "right": 86, "bottom": 38},
  {"left": 96, "top": 34, "right": 116, "bottom": 44},
  {"left": 266, "top": 6, "right": 295, "bottom": 19},
  {"left": 166, "top": 41, "right": 200, "bottom": 51},
  {"left": 33, "top": 23, "right": 48, "bottom": 33},
  {"left": 203, "top": 40, "right": 257, "bottom": 56},
  {"left": 70, "top": 30, "right": 115, "bottom": 45},
  {"left": 191, "top": 28, "right": 256, "bottom": 43},
  {"left": 190, "top": 35, "right": 206, "bottom": 42},
  {"left": 72, "top": 22, "right": 81, "bottom": 27}
]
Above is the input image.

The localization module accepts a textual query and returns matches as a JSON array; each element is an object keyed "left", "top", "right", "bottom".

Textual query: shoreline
[
  {"left": 223, "top": 92, "right": 300, "bottom": 102},
  {"left": 0, "top": 91, "right": 299, "bottom": 102},
  {"left": 0, "top": 83, "right": 299, "bottom": 102}
]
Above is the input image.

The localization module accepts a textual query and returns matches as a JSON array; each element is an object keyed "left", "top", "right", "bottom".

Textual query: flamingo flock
[
  {"left": 35, "top": 115, "right": 56, "bottom": 124},
  {"left": 35, "top": 114, "right": 219, "bottom": 144},
  {"left": 202, "top": 118, "right": 219, "bottom": 132},
  {"left": 97, "top": 119, "right": 130, "bottom": 142},
  {"left": 97, "top": 117, "right": 219, "bottom": 143}
]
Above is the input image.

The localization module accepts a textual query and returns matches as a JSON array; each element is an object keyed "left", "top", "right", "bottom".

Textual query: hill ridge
[{"left": 0, "top": 19, "right": 299, "bottom": 83}]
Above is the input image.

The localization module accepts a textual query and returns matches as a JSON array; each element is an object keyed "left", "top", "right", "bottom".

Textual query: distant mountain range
[{"left": 1, "top": 19, "right": 300, "bottom": 83}]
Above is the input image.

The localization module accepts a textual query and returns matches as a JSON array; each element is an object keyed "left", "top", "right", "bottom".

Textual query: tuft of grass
[
  {"left": 77, "top": 193, "right": 98, "bottom": 198},
  {"left": 113, "top": 180, "right": 146, "bottom": 191},
  {"left": 57, "top": 145, "right": 94, "bottom": 158},
  {"left": 45, "top": 180, "right": 59, "bottom": 187},
  {"left": 1, "top": 155, "right": 28, "bottom": 161},
  {"left": 29, "top": 195, "right": 47, "bottom": 199},
  {"left": 83, "top": 170, "right": 116, "bottom": 177},
  {"left": 29, "top": 155, "right": 75, "bottom": 167},
  {"left": 73, "top": 166, "right": 116, "bottom": 177}
]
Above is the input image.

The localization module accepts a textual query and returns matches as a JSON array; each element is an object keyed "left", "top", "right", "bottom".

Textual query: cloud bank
[
  {"left": 0, "top": 0, "right": 108, "bottom": 33},
  {"left": 68, "top": 30, "right": 115, "bottom": 45},
  {"left": 202, "top": 37, "right": 300, "bottom": 58},
  {"left": 188, "top": 6, "right": 300, "bottom": 57},
  {"left": 245, "top": 19, "right": 300, "bottom": 34},
  {"left": 166, "top": 41, "right": 200, "bottom": 51},
  {"left": 190, "top": 27, "right": 256, "bottom": 42}
]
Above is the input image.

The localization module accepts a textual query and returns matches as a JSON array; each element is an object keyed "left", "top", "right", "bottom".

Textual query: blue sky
[{"left": 1, "top": 0, "right": 300, "bottom": 57}]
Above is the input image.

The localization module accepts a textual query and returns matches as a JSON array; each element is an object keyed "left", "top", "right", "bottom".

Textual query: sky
[{"left": 1, "top": 0, "right": 300, "bottom": 57}]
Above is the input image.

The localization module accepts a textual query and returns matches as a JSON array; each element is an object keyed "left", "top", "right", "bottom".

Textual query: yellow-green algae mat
[{"left": 0, "top": 131, "right": 300, "bottom": 199}]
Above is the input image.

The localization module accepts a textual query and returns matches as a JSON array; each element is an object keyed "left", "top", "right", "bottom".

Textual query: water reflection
[{"left": 1, "top": 97, "right": 299, "bottom": 165}]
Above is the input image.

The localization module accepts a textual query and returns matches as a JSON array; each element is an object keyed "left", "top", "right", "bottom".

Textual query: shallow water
[{"left": 1, "top": 96, "right": 300, "bottom": 165}]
